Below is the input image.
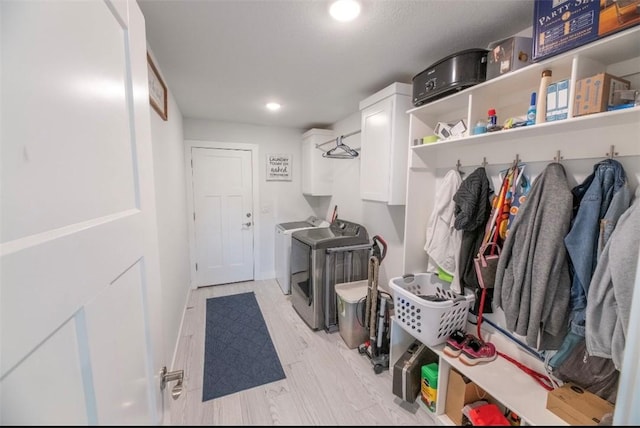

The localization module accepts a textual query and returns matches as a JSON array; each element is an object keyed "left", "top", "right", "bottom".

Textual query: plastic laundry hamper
[
  {"left": 389, "top": 273, "right": 475, "bottom": 346},
  {"left": 335, "top": 280, "right": 369, "bottom": 349}
]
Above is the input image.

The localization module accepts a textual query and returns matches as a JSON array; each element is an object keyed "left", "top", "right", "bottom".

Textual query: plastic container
[
  {"left": 472, "top": 120, "right": 487, "bottom": 135},
  {"left": 422, "top": 135, "right": 439, "bottom": 144},
  {"left": 536, "top": 69, "right": 552, "bottom": 124},
  {"left": 421, "top": 362, "right": 439, "bottom": 412},
  {"left": 389, "top": 273, "right": 475, "bottom": 346},
  {"left": 335, "top": 280, "right": 369, "bottom": 349},
  {"left": 487, "top": 109, "right": 498, "bottom": 131},
  {"left": 526, "top": 92, "right": 537, "bottom": 126}
]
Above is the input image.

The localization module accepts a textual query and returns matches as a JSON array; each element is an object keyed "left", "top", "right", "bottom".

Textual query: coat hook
[
  {"left": 456, "top": 159, "right": 464, "bottom": 175},
  {"left": 554, "top": 150, "right": 563, "bottom": 163},
  {"left": 481, "top": 157, "right": 488, "bottom": 167},
  {"left": 513, "top": 154, "right": 520, "bottom": 166},
  {"left": 607, "top": 145, "right": 618, "bottom": 159}
]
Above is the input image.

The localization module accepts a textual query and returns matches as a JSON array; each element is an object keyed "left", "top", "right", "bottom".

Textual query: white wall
[
  {"left": 327, "top": 112, "right": 406, "bottom": 293},
  {"left": 183, "top": 119, "right": 329, "bottom": 280},
  {"left": 181, "top": 112, "right": 407, "bottom": 290},
  {"left": 147, "top": 49, "right": 191, "bottom": 368}
]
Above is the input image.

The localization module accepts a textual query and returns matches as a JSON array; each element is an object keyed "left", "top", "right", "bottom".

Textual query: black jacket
[{"left": 453, "top": 167, "right": 492, "bottom": 294}]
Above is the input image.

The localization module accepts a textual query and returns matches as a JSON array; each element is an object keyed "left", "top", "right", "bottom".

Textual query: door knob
[{"left": 160, "top": 366, "right": 184, "bottom": 400}]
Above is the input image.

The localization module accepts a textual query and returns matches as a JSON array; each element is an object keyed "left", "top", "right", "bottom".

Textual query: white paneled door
[
  {"left": 191, "top": 147, "right": 254, "bottom": 286},
  {"left": 1, "top": 0, "right": 164, "bottom": 425}
]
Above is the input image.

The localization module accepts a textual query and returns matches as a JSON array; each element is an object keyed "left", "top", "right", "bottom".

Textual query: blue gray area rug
[{"left": 202, "top": 292, "right": 286, "bottom": 401}]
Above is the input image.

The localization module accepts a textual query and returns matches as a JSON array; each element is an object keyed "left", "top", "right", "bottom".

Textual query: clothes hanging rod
[
  {"left": 316, "top": 129, "right": 362, "bottom": 149},
  {"left": 322, "top": 135, "right": 360, "bottom": 158}
]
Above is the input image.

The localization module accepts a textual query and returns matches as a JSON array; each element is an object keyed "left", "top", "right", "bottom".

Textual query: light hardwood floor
[{"left": 168, "top": 279, "right": 436, "bottom": 425}]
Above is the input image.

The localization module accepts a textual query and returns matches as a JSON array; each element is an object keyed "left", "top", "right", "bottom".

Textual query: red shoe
[
  {"left": 443, "top": 329, "right": 474, "bottom": 358},
  {"left": 459, "top": 337, "right": 497, "bottom": 365}
]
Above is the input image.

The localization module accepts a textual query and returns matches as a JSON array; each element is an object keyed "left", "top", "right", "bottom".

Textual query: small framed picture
[
  {"left": 266, "top": 154, "right": 292, "bottom": 181},
  {"left": 147, "top": 53, "right": 168, "bottom": 121}
]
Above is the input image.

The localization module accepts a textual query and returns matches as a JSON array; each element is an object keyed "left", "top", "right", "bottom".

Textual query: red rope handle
[
  {"left": 476, "top": 288, "right": 554, "bottom": 392},
  {"left": 496, "top": 350, "right": 554, "bottom": 391},
  {"left": 477, "top": 288, "right": 486, "bottom": 340}
]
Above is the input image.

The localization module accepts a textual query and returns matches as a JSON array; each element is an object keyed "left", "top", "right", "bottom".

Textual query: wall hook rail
[
  {"left": 607, "top": 145, "right": 618, "bottom": 159},
  {"left": 554, "top": 150, "right": 563, "bottom": 163}
]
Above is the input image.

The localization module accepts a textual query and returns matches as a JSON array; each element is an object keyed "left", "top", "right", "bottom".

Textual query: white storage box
[
  {"left": 336, "top": 280, "right": 369, "bottom": 349},
  {"left": 389, "top": 273, "right": 475, "bottom": 346}
]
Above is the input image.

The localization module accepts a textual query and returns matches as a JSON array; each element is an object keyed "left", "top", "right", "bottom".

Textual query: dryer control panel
[{"left": 331, "top": 220, "right": 361, "bottom": 236}]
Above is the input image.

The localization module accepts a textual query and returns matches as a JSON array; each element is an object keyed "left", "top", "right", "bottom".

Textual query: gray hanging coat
[{"left": 493, "top": 162, "right": 573, "bottom": 350}]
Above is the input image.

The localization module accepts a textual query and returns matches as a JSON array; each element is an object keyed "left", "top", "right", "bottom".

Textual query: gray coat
[
  {"left": 494, "top": 163, "right": 573, "bottom": 350},
  {"left": 586, "top": 186, "right": 639, "bottom": 370}
]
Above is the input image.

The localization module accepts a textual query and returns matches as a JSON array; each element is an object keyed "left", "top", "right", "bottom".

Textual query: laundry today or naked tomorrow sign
[{"left": 266, "top": 154, "right": 292, "bottom": 181}]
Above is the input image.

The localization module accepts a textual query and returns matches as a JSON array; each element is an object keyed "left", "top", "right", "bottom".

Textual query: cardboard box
[
  {"left": 546, "top": 78, "right": 570, "bottom": 121},
  {"left": 532, "top": 0, "right": 640, "bottom": 62},
  {"left": 546, "top": 82, "right": 558, "bottom": 121},
  {"left": 445, "top": 368, "right": 496, "bottom": 425},
  {"left": 546, "top": 382, "right": 615, "bottom": 425},
  {"left": 573, "top": 72, "right": 631, "bottom": 116},
  {"left": 555, "top": 78, "right": 570, "bottom": 120},
  {"left": 487, "top": 36, "right": 533, "bottom": 80}
]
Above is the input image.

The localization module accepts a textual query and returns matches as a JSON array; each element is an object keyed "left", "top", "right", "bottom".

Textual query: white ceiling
[{"left": 137, "top": 0, "right": 535, "bottom": 130}]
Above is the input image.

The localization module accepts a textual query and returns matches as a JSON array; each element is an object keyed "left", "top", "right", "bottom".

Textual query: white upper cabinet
[
  {"left": 301, "top": 128, "right": 334, "bottom": 196},
  {"left": 359, "top": 82, "right": 412, "bottom": 205}
]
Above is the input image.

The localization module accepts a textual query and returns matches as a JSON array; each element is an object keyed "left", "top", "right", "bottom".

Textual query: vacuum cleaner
[{"left": 358, "top": 235, "right": 392, "bottom": 374}]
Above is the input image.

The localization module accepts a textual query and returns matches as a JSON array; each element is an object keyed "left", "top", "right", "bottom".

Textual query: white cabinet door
[
  {"left": 359, "top": 83, "right": 411, "bottom": 205},
  {"left": 360, "top": 98, "right": 393, "bottom": 202},
  {"left": 302, "top": 128, "right": 334, "bottom": 196}
]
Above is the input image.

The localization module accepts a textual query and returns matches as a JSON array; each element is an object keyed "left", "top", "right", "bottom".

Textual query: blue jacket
[{"left": 564, "top": 158, "right": 630, "bottom": 336}]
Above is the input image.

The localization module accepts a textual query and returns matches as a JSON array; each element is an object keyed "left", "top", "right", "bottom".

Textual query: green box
[{"left": 421, "top": 362, "right": 439, "bottom": 412}]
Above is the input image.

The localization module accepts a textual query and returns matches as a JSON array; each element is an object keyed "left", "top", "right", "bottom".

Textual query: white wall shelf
[
  {"left": 391, "top": 317, "right": 568, "bottom": 426},
  {"left": 392, "top": 24, "right": 640, "bottom": 426},
  {"left": 411, "top": 107, "right": 640, "bottom": 169}
]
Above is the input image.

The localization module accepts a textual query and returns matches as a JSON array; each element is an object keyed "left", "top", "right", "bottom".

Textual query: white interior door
[
  {"left": 191, "top": 147, "right": 254, "bottom": 286},
  {"left": 0, "top": 0, "right": 164, "bottom": 424}
]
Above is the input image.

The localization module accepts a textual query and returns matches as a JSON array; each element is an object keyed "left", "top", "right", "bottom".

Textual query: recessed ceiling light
[
  {"left": 329, "top": 0, "right": 361, "bottom": 22},
  {"left": 266, "top": 102, "right": 281, "bottom": 111}
]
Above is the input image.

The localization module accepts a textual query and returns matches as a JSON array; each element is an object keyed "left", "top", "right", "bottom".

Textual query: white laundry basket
[{"left": 389, "top": 273, "right": 475, "bottom": 346}]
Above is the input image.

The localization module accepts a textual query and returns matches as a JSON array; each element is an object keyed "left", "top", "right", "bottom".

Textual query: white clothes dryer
[{"left": 275, "top": 216, "right": 330, "bottom": 294}]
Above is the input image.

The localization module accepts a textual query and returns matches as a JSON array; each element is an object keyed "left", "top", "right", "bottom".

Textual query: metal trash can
[{"left": 335, "top": 280, "right": 369, "bottom": 349}]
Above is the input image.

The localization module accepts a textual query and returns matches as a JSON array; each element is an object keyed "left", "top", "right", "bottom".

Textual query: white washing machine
[{"left": 275, "top": 216, "right": 330, "bottom": 295}]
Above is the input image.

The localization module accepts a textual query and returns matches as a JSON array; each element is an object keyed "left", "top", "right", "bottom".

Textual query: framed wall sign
[
  {"left": 147, "top": 52, "right": 168, "bottom": 121},
  {"left": 266, "top": 154, "right": 292, "bottom": 181}
]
